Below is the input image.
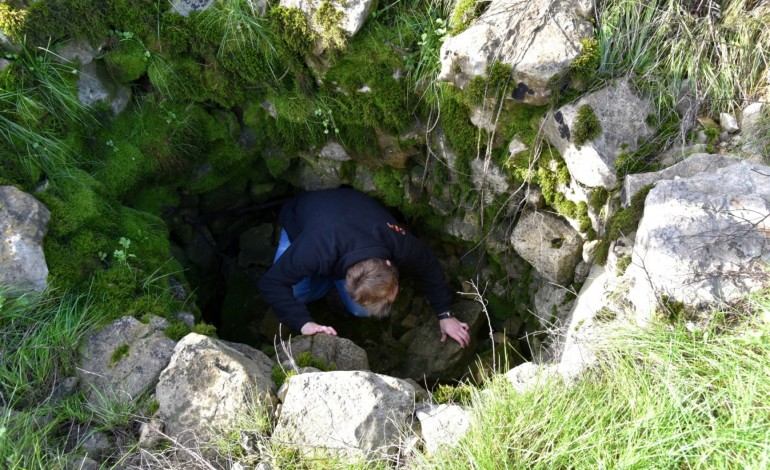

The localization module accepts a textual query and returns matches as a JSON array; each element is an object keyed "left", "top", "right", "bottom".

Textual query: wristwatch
[{"left": 437, "top": 311, "right": 452, "bottom": 320}]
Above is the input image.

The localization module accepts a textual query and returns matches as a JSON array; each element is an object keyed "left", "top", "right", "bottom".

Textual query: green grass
[
  {"left": 417, "top": 290, "right": 770, "bottom": 469},
  {"left": 597, "top": 0, "right": 770, "bottom": 116}
]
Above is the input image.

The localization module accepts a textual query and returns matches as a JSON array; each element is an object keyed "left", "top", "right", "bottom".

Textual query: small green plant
[
  {"left": 110, "top": 343, "right": 130, "bottom": 366},
  {"left": 112, "top": 237, "right": 136, "bottom": 265},
  {"left": 573, "top": 104, "right": 601, "bottom": 147},
  {"left": 313, "top": 107, "right": 339, "bottom": 135}
]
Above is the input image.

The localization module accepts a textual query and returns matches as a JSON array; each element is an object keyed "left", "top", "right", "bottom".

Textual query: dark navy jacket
[{"left": 258, "top": 188, "right": 452, "bottom": 331}]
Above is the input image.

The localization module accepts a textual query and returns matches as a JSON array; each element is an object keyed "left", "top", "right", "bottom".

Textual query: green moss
[
  {"left": 100, "top": 142, "right": 156, "bottom": 198},
  {"left": 658, "top": 294, "right": 688, "bottom": 322},
  {"left": 616, "top": 254, "right": 632, "bottom": 276},
  {"left": 118, "top": 207, "right": 171, "bottom": 269},
  {"left": 313, "top": 1, "right": 348, "bottom": 54},
  {"left": 569, "top": 38, "right": 600, "bottom": 83},
  {"left": 110, "top": 343, "right": 130, "bottom": 366},
  {"left": 594, "top": 307, "right": 617, "bottom": 323},
  {"left": 165, "top": 321, "right": 191, "bottom": 341},
  {"left": 323, "top": 33, "right": 410, "bottom": 134},
  {"left": 449, "top": 0, "right": 481, "bottom": 35},
  {"left": 608, "top": 185, "right": 652, "bottom": 241},
  {"left": 270, "top": 6, "right": 316, "bottom": 56},
  {"left": 19, "top": 0, "right": 107, "bottom": 46},
  {"left": 373, "top": 166, "right": 406, "bottom": 208},
  {"left": 192, "top": 322, "right": 218, "bottom": 337},
  {"left": 0, "top": 4, "right": 26, "bottom": 40},
  {"left": 296, "top": 351, "right": 334, "bottom": 370},
  {"left": 577, "top": 201, "right": 592, "bottom": 233},
  {"left": 594, "top": 239, "right": 610, "bottom": 265},
  {"left": 465, "top": 61, "right": 513, "bottom": 105},
  {"left": 589, "top": 187, "right": 609, "bottom": 212},
  {"left": 104, "top": 38, "right": 149, "bottom": 83},
  {"left": 433, "top": 383, "right": 475, "bottom": 405},
  {"left": 38, "top": 171, "right": 110, "bottom": 237},
  {"left": 573, "top": 105, "right": 601, "bottom": 147},
  {"left": 596, "top": 185, "right": 653, "bottom": 265},
  {"left": 271, "top": 365, "right": 296, "bottom": 387},
  {"left": 89, "top": 264, "right": 139, "bottom": 303}
]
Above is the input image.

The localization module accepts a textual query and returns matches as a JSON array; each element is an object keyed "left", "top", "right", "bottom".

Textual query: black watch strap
[{"left": 437, "top": 311, "right": 452, "bottom": 320}]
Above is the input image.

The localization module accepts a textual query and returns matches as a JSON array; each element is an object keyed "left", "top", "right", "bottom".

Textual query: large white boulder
[
  {"left": 273, "top": 371, "right": 416, "bottom": 461},
  {"left": 542, "top": 80, "right": 655, "bottom": 189},
  {"left": 511, "top": 210, "right": 583, "bottom": 285},
  {"left": 621, "top": 153, "right": 739, "bottom": 207},
  {"left": 0, "top": 186, "right": 50, "bottom": 292},
  {"left": 438, "top": 0, "right": 593, "bottom": 105},
  {"left": 78, "top": 316, "right": 176, "bottom": 404},
  {"left": 155, "top": 333, "right": 276, "bottom": 444},
  {"left": 628, "top": 161, "right": 770, "bottom": 322}
]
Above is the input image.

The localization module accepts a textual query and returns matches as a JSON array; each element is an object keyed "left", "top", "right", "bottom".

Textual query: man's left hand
[{"left": 440, "top": 317, "right": 470, "bottom": 348}]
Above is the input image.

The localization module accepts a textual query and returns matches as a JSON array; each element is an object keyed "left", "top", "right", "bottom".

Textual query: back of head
[{"left": 345, "top": 259, "right": 399, "bottom": 318}]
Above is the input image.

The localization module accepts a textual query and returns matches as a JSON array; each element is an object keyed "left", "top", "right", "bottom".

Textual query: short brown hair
[{"left": 345, "top": 259, "right": 399, "bottom": 318}]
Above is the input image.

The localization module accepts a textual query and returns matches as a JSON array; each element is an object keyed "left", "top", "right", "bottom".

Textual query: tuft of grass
[
  {"left": 0, "top": 288, "right": 103, "bottom": 405},
  {"left": 418, "top": 289, "right": 770, "bottom": 468},
  {"left": 597, "top": 0, "right": 770, "bottom": 117}
]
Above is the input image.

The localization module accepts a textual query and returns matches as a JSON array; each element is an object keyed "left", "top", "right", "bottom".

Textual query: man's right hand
[{"left": 301, "top": 322, "right": 338, "bottom": 336}]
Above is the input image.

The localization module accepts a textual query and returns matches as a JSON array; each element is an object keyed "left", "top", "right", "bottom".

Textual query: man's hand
[
  {"left": 301, "top": 322, "right": 338, "bottom": 336},
  {"left": 440, "top": 317, "right": 470, "bottom": 348}
]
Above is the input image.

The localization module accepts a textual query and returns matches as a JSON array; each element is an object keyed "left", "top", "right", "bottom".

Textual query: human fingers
[
  {"left": 450, "top": 328, "right": 469, "bottom": 348},
  {"left": 440, "top": 332, "right": 447, "bottom": 343}
]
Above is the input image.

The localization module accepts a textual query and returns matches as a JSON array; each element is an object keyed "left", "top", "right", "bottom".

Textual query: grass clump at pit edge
[{"left": 416, "top": 290, "right": 770, "bottom": 469}]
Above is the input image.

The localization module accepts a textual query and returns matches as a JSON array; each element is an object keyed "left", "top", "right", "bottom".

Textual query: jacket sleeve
[
  {"left": 392, "top": 234, "right": 453, "bottom": 315},
  {"left": 258, "top": 240, "right": 324, "bottom": 332}
]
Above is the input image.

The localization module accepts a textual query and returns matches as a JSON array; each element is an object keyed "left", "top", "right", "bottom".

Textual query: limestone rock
[
  {"left": 508, "top": 137, "right": 528, "bottom": 159},
  {"left": 375, "top": 128, "right": 419, "bottom": 169},
  {"left": 470, "top": 158, "right": 509, "bottom": 196},
  {"left": 170, "top": 0, "right": 231, "bottom": 17},
  {"left": 627, "top": 162, "right": 770, "bottom": 322},
  {"left": 511, "top": 210, "right": 582, "bottom": 285},
  {"left": 0, "top": 186, "right": 50, "bottom": 292},
  {"left": 77, "top": 61, "right": 131, "bottom": 115},
  {"left": 400, "top": 300, "right": 483, "bottom": 382},
  {"left": 156, "top": 334, "right": 276, "bottom": 444},
  {"left": 289, "top": 157, "right": 347, "bottom": 190},
  {"left": 55, "top": 38, "right": 102, "bottom": 65},
  {"left": 532, "top": 277, "right": 575, "bottom": 335},
  {"left": 77, "top": 316, "right": 175, "bottom": 404},
  {"left": 621, "top": 153, "right": 739, "bottom": 206},
  {"left": 318, "top": 141, "right": 351, "bottom": 161},
  {"left": 446, "top": 213, "right": 482, "bottom": 242},
  {"left": 415, "top": 403, "right": 470, "bottom": 454},
  {"left": 504, "top": 362, "right": 558, "bottom": 393},
  {"left": 273, "top": 371, "right": 416, "bottom": 461},
  {"left": 276, "top": 334, "right": 369, "bottom": 371},
  {"left": 438, "top": 0, "right": 593, "bottom": 106},
  {"left": 542, "top": 80, "right": 655, "bottom": 189},
  {"left": 720, "top": 112, "right": 739, "bottom": 133},
  {"left": 557, "top": 264, "right": 624, "bottom": 379}
]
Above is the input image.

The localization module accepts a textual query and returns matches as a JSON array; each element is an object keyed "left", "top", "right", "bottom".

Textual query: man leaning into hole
[{"left": 258, "top": 187, "right": 470, "bottom": 347}]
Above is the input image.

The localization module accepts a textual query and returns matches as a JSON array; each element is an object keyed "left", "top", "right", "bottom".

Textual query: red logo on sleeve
[{"left": 387, "top": 223, "right": 406, "bottom": 235}]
